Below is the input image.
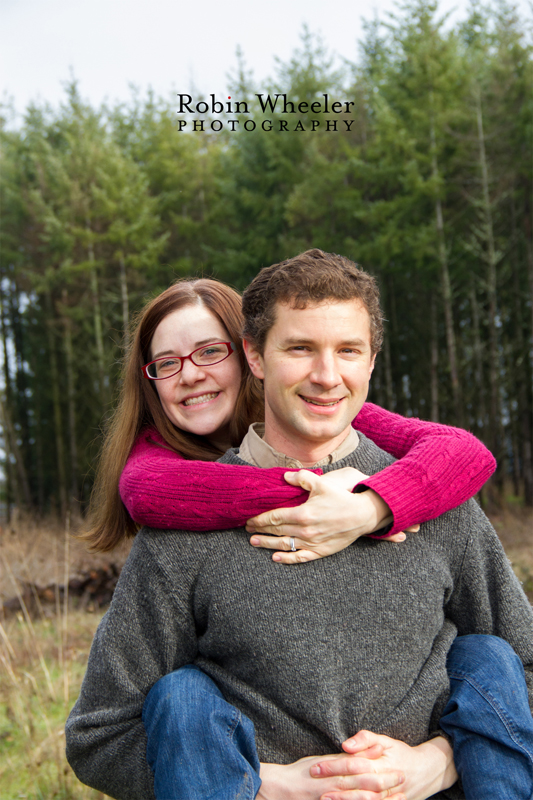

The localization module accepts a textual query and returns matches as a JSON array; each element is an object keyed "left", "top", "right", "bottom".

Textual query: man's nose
[
  {"left": 309, "top": 354, "right": 342, "bottom": 388},
  {"left": 179, "top": 356, "right": 206, "bottom": 383}
]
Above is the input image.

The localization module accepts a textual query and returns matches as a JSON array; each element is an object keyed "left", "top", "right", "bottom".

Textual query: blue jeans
[
  {"left": 143, "top": 665, "right": 261, "bottom": 800},
  {"left": 143, "top": 636, "right": 533, "bottom": 800},
  {"left": 440, "top": 634, "right": 533, "bottom": 799}
]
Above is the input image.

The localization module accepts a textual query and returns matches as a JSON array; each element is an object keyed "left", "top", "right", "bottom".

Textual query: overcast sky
[{"left": 1, "top": 0, "right": 530, "bottom": 121}]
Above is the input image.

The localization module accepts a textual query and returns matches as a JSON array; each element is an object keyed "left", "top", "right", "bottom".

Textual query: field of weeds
[
  {"left": 0, "top": 507, "right": 531, "bottom": 800},
  {"left": 489, "top": 506, "right": 533, "bottom": 603},
  {"left": 0, "top": 515, "right": 131, "bottom": 800}
]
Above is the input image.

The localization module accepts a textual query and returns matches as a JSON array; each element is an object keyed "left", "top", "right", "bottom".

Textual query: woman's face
[{"left": 150, "top": 303, "right": 242, "bottom": 447}]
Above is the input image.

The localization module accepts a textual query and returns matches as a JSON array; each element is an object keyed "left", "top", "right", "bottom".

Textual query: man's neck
[
  {"left": 262, "top": 425, "right": 354, "bottom": 468},
  {"left": 237, "top": 423, "right": 359, "bottom": 470}
]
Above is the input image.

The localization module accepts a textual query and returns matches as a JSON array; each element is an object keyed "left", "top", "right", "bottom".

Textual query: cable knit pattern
[
  {"left": 355, "top": 405, "right": 497, "bottom": 532},
  {"left": 119, "top": 402, "right": 496, "bottom": 535}
]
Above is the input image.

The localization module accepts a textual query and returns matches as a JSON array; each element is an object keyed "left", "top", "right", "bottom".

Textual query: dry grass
[
  {"left": 488, "top": 506, "right": 533, "bottom": 602},
  {"left": 0, "top": 507, "right": 531, "bottom": 799},
  {"left": 0, "top": 512, "right": 132, "bottom": 610},
  {"left": 0, "top": 514, "right": 131, "bottom": 800}
]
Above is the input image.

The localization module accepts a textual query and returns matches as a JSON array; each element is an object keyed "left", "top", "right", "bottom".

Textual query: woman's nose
[{"left": 179, "top": 356, "right": 206, "bottom": 383}]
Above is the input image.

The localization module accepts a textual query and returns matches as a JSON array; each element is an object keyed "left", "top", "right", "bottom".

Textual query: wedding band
[{"left": 289, "top": 537, "right": 297, "bottom": 552}]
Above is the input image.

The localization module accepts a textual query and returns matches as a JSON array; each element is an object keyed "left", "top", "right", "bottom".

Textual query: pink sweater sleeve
[
  {"left": 119, "top": 405, "right": 496, "bottom": 534},
  {"left": 353, "top": 403, "right": 496, "bottom": 534},
  {"left": 119, "top": 429, "right": 312, "bottom": 530}
]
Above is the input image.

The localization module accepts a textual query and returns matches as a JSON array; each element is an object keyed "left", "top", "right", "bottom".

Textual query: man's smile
[{"left": 299, "top": 394, "right": 346, "bottom": 408}]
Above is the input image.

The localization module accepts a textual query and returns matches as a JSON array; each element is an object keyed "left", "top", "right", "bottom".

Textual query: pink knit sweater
[{"left": 119, "top": 402, "right": 496, "bottom": 535}]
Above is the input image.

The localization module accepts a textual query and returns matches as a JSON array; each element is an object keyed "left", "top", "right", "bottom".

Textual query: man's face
[{"left": 244, "top": 299, "right": 376, "bottom": 461}]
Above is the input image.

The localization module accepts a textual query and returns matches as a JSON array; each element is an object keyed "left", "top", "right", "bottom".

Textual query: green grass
[{"left": 0, "top": 611, "right": 108, "bottom": 800}]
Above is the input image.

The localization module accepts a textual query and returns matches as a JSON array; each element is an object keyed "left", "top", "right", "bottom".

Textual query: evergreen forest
[{"left": 1, "top": 0, "right": 532, "bottom": 519}]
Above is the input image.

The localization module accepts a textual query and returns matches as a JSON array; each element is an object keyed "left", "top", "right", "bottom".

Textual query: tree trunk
[
  {"left": 430, "top": 117, "right": 462, "bottom": 425},
  {"left": 46, "top": 292, "right": 68, "bottom": 518},
  {"left": 430, "top": 294, "right": 439, "bottom": 422},
  {"left": 62, "top": 290, "right": 79, "bottom": 510},
  {"left": 9, "top": 288, "right": 31, "bottom": 489},
  {"left": 473, "top": 88, "right": 505, "bottom": 501},
  {"left": 475, "top": 90, "right": 502, "bottom": 466},
  {"left": 381, "top": 280, "right": 395, "bottom": 411},
  {"left": 525, "top": 242, "right": 533, "bottom": 506},
  {"left": 0, "top": 394, "right": 33, "bottom": 510},
  {"left": 383, "top": 331, "right": 395, "bottom": 411},
  {"left": 86, "top": 218, "right": 107, "bottom": 407},
  {"left": 512, "top": 240, "right": 533, "bottom": 505},
  {"left": 34, "top": 401, "right": 45, "bottom": 516},
  {"left": 1, "top": 289, "right": 14, "bottom": 519},
  {"left": 527, "top": 237, "right": 533, "bottom": 397},
  {"left": 0, "top": 287, "right": 32, "bottom": 513},
  {"left": 119, "top": 252, "right": 130, "bottom": 349},
  {"left": 469, "top": 285, "right": 487, "bottom": 437},
  {"left": 374, "top": 355, "right": 386, "bottom": 409}
]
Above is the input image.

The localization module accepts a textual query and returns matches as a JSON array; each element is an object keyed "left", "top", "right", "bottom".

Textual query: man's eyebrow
[
  {"left": 152, "top": 337, "right": 222, "bottom": 359},
  {"left": 282, "top": 337, "right": 368, "bottom": 347}
]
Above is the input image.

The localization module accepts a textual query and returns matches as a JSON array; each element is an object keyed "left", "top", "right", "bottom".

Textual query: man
[{"left": 66, "top": 250, "right": 533, "bottom": 800}]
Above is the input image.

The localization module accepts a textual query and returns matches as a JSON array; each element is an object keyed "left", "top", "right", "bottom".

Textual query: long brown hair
[{"left": 83, "top": 278, "right": 263, "bottom": 552}]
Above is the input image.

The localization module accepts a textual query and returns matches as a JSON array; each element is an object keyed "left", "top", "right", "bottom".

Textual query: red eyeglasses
[{"left": 142, "top": 341, "right": 235, "bottom": 380}]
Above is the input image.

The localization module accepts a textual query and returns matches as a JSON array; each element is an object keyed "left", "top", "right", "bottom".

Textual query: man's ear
[
  {"left": 369, "top": 353, "right": 376, "bottom": 376},
  {"left": 243, "top": 338, "right": 265, "bottom": 380}
]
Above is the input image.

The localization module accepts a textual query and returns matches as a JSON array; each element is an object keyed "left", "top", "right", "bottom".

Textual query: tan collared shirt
[{"left": 238, "top": 422, "right": 359, "bottom": 469}]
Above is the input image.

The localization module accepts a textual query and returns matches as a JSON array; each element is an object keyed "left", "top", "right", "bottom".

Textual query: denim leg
[
  {"left": 142, "top": 665, "right": 262, "bottom": 800},
  {"left": 440, "top": 634, "right": 533, "bottom": 800}
]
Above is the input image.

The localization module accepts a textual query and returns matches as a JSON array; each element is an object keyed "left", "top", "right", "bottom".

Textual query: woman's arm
[
  {"left": 353, "top": 403, "right": 496, "bottom": 534},
  {"left": 120, "top": 404, "right": 496, "bottom": 537},
  {"left": 119, "top": 427, "right": 313, "bottom": 531}
]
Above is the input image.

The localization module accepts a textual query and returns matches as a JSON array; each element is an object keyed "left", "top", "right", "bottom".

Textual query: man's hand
[
  {"left": 309, "top": 731, "right": 457, "bottom": 800},
  {"left": 257, "top": 751, "right": 406, "bottom": 800},
  {"left": 246, "top": 469, "right": 418, "bottom": 564}
]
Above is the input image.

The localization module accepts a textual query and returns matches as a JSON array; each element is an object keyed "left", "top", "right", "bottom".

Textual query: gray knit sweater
[{"left": 66, "top": 435, "right": 533, "bottom": 800}]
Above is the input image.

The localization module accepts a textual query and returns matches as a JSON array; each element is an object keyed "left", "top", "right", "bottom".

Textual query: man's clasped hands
[{"left": 258, "top": 729, "right": 457, "bottom": 800}]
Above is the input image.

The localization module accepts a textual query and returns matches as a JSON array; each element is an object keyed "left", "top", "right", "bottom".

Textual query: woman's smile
[
  {"left": 150, "top": 303, "right": 241, "bottom": 445},
  {"left": 181, "top": 391, "right": 221, "bottom": 407}
]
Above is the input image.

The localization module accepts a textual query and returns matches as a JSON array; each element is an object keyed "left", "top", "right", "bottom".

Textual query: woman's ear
[{"left": 242, "top": 339, "right": 265, "bottom": 380}]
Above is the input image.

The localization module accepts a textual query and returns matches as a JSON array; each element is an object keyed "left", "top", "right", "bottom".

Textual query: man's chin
[{"left": 295, "top": 418, "right": 352, "bottom": 444}]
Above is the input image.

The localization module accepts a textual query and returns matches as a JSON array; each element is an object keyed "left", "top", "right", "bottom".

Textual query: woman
[
  {"left": 85, "top": 277, "right": 495, "bottom": 558},
  {"left": 69, "top": 276, "right": 533, "bottom": 800}
]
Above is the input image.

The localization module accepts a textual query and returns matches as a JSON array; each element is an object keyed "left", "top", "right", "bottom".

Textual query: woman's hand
[
  {"left": 247, "top": 469, "right": 419, "bottom": 564},
  {"left": 309, "top": 730, "right": 457, "bottom": 800},
  {"left": 257, "top": 750, "right": 406, "bottom": 800}
]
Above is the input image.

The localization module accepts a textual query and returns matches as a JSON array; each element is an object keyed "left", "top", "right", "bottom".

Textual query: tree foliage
[{"left": 1, "top": 0, "right": 531, "bottom": 516}]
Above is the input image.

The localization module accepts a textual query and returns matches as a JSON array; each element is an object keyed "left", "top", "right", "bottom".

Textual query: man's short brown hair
[{"left": 242, "top": 249, "right": 384, "bottom": 355}]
